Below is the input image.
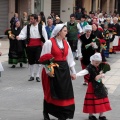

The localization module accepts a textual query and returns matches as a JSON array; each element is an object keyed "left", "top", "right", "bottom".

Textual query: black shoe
[
  {"left": 36, "top": 77, "right": 40, "bottom": 82},
  {"left": 43, "top": 112, "right": 50, "bottom": 120},
  {"left": 58, "top": 119, "right": 66, "bottom": 120},
  {"left": 75, "top": 57, "right": 78, "bottom": 60},
  {"left": 20, "top": 63, "right": 23, "bottom": 67},
  {"left": 83, "top": 82, "right": 88, "bottom": 86},
  {"left": 99, "top": 116, "right": 107, "bottom": 120},
  {"left": 11, "top": 65, "right": 16, "bottom": 68},
  {"left": 28, "top": 77, "right": 34, "bottom": 81},
  {"left": 89, "top": 115, "right": 98, "bottom": 120}
]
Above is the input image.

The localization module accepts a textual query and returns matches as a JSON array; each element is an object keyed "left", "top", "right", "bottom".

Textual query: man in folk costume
[
  {"left": 39, "top": 24, "right": 76, "bottom": 120},
  {"left": 65, "top": 14, "right": 83, "bottom": 58},
  {"left": 16, "top": 14, "right": 48, "bottom": 82},
  {"left": 79, "top": 25, "right": 100, "bottom": 85},
  {"left": 111, "top": 17, "right": 120, "bottom": 53}
]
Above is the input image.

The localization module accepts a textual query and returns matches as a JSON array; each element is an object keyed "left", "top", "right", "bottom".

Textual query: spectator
[
  {"left": 40, "top": 11, "right": 46, "bottom": 24},
  {"left": 21, "top": 12, "right": 29, "bottom": 28},
  {"left": 10, "top": 13, "right": 19, "bottom": 29},
  {"left": 45, "top": 18, "right": 55, "bottom": 39},
  {"left": 53, "top": 17, "right": 63, "bottom": 25},
  {"left": 75, "top": 8, "right": 83, "bottom": 20}
]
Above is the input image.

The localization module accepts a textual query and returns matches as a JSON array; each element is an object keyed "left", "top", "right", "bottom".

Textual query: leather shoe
[
  {"left": 36, "top": 77, "right": 40, "bottom": 82},
  {"left": 20, "top": 63, "right": 23, "bottom": 67},
  {"left": 11, "top": 65, "right": 16, "bottom": 68},
  {"left": 43, "top": 111, "right": 50, "bottom": 120},
  {"left": 28, "top": 77, "right": 34, "bottom": 81}
]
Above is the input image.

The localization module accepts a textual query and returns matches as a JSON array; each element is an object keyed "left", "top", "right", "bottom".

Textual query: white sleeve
[
  {"left": 66, "top": 42, "right": 76, "bottom": 67},
  {"left": 42, "top": 25, "right": 48, "bottom": 41},
  {"left": 40, "top": 40, "right": 52, "bottom": 73},
  {"left": 77, "top": 39, "right": 82, "bottom": 58},
  {"left": 41, "top": 40, "right": 52, "bottom": 56},
  {"left": 18, "top": 26, "right": 27, "bottom": 40},
  {"left": 64, "top": 22, "right": 67, "bottom": 26},
  {"left": 76, "top": 69, "right": 89, "bottom": 77},
  {"left": 77, "top": 23, "right": 83, "bottom": 33},
  {"left": 70, "top": 66, "right": 76, "bottom": 74}
]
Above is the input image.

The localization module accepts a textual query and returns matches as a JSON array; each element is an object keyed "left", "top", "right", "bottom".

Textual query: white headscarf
[
  {"left": 90, "top": 53, "right": 102, "bottom": 62},
  {"left": 51, "top": 24, "right": 65, "bottom": 38},
  {"left": 84, "top": 25, "right": 92, "bottom": 32}
]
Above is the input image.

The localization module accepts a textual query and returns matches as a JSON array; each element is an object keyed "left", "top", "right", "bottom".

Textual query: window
[{"left": 34, "top": 0, "right": 41, "bottom": 14}]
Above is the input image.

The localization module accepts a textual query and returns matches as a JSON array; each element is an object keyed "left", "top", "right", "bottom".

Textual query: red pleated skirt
[
  {"left": 83, "top": 82, "right": 112, "bottom": 113},
  {"left": 113, "top": 39, "right": 120, "bottom": 51}
]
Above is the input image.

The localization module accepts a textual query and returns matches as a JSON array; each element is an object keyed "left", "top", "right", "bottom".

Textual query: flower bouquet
[
  {"left": 85, "top": 37, "right": 100, "bottom": 49},
  {"left": 99, "top": 62, "right": 111, "bottom": 73},
  {"left": 39, "top": 54, "right": 59, "bottom": 76},
  {"left": 97, "top": 62, "right": 111, "bottom": 83}
]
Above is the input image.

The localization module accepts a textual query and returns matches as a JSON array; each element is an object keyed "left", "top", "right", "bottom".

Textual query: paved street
[{"left": 0, "top": 39, "right": 120, "bottom": 120}]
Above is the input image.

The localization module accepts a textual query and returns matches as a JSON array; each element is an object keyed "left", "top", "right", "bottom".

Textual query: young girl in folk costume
[{"left": 77, "top": 53, "right": 111, "bottom": 120}]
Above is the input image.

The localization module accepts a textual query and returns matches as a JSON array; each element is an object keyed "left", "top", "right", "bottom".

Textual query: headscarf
[
  {"left": 84, "top": 25, "right": 92, "bottom": 32},
  {"left": 51, "top": 24, "right": 65, "bottom": 38},
  {"left": 90, "top": 53, "right": 102, "bottom": 62}
]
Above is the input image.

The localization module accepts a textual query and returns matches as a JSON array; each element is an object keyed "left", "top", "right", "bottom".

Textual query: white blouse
[
  {"left": 18, "top": 23, "right": 48, "bottom": 41},
  {"left": 41, "top": 39, "right": 76, "bottom": 74}
]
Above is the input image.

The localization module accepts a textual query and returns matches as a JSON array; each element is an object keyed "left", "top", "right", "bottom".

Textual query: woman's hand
[
  {"left": 47, "top": 72, "right": 54, "bottom": 77},
  {"left": 71, "top": 74, "right": 76, "bottom": 80}
]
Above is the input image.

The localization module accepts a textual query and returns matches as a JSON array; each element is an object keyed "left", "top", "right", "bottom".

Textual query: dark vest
[
  {"left": 27, "top": 23, "right": 45, "bottom": 44},
  {"left": 67, "top": 22, "right": 78, "bottom": 40}
]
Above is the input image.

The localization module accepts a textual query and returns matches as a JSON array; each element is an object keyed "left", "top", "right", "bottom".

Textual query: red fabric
[
  {"left": 42, "top": 68, "right": 75, "bottom": 106},
  {"left": 80, "top": 59, "right": 90, "bottom": 83},
  {"left": 113, "top": 39, "right": 120, "bottom": 51},
  {"left": 50, "top": 38, "right": 69, "bottom": 61},
  {"left": 83, "top": 82, "right": 112, "bottom": 113},
  {"left": 27, "top": 38, "right": 42, "bottom": 46},
  {"left": 98, "top": 27, "right": 103, "bottom": 32},
  {"left": 99, "top": 39, "right": 106, "bottom": 44}
]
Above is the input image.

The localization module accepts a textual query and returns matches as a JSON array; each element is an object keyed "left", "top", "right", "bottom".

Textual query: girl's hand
[{"left": 95, "top": 74, "right": 105, "bottom": 81}]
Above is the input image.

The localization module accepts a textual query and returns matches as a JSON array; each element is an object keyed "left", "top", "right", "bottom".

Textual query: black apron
[{"left": 49, "top": 61, "right": 74, "bottom": 100}]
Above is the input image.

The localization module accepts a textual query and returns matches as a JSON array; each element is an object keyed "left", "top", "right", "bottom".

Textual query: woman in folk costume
[
  {"left": 79, "top": 25, "right": 100, "bottom": 85},
  {"left": 39, "top": 24, "right": 76, "bottom": 120},
  {"left": 109, "top": 27, "right": 117, "bottom": 53},
  {"left": 77, "top": 53, "right": 111, "bottom": 120},
  {"left": 8, "top": 20, "right": 27, "bottom": 68},
  {"left": 111, "top": 17, "right": 120, "bottom": 52},
  {"left": 92, "top": 23, "right": 107, "bottom": 62}
]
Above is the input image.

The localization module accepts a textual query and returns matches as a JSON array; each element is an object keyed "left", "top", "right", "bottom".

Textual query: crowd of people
[{"left": 3, "top": 8, "right": 120, "bottom": 120}]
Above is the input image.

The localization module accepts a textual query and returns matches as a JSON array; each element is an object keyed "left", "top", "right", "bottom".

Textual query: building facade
[{"left": 0, "top": 0, "right": 119, "bottom": 34}]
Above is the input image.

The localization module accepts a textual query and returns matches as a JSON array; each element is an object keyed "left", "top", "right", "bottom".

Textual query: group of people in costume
[{"left": 4, "top": 12, "right": 115, "bottom": 120}]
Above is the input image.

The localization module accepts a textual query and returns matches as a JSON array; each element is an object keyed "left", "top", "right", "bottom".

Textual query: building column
[
  {"left": 107, "top": 0, "right": 110, "bottom": 13},
  {"left": 96, "top": 0, "right": 99, "bottom": 11},
  {"left": 31, "top": 0, "right": 34, "bottom": 14},
  {"left": 8, "top": 0, "right": 15, "bottom": 27}
]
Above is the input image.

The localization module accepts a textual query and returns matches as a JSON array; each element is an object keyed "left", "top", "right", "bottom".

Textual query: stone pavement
[{"left": 0, "top": 39, "right": 120, "bottom": 120}]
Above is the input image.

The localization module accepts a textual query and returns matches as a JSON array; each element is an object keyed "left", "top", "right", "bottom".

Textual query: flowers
[
  {"left": 39, "top": 53, "right": 54, "bottom": 64},
  {"left": 85, "top": 37, "right": 100, "bottom": 49},
  {"left": 99, "top": 62, "right": 111, "bottom": 73},
  {"left": 39, "top": 54, "right": 59, "bottom": 76}
]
